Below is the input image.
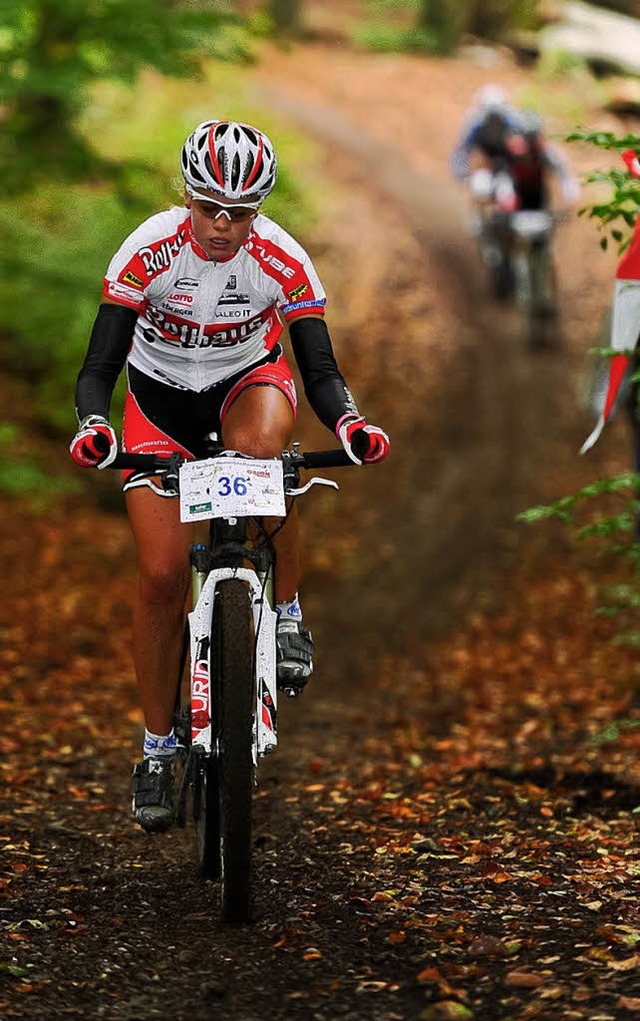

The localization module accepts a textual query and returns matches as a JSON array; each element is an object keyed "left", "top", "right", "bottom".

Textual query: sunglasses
[{"left": 187, "top": 186, "right": 262, "bottom": 222}]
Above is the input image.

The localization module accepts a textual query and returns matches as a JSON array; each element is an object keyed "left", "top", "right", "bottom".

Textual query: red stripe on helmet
[
  {"left": 206, "top": 122, "right": 226, "bottom": 189},
  {"left": 242, "top": 131, "right": 264, "bottom": 192}
]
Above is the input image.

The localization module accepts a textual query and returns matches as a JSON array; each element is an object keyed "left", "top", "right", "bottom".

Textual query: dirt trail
[{"left": 253, "top": 43, "right": 621, "bottom": 676}]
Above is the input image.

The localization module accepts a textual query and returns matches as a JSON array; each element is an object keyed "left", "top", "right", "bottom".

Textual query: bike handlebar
[
  {"left": 296, "top": 449, "right": 355, "bottom": 469},
  {"left": 110, "top": 448, "right": 356, "bottom": 473}
]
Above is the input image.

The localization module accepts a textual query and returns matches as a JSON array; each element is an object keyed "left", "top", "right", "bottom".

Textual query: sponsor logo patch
[
  {"left": 288, "top": 283, "right": 308, "bottom": 301},
  {"left": 105, "top": 280, "right": 144, "bottom": 305},
  {"left": 281, "top": 297, "right": 326, "bottom": 315},
  {"left": 138, "top": 231, "right": 186, "bottom": 275},
  {"left": 218, "top": 293, "right": 250, "bottom": 306},
  {"left": 123, "top": 270, "right": 143, "bottom": 287}
]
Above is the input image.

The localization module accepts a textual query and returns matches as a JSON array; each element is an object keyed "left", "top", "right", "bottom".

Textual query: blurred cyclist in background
[
  {"left": 451, "top": 85, "right": 580, "bottom": 305},
  {"left": 451, "top": 84, "right": 580, "bottom": 214}
]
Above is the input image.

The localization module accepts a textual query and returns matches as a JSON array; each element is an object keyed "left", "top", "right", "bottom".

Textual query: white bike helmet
[
  {"left": 180, "top": 120, "right": 278, "bottom": 201},
  {"left": 473, "top": 83, "right": 510, "bottom": 112}
]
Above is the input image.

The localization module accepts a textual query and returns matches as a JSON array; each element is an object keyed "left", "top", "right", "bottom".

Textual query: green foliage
[
  {"left": 0, "top": 62, "right": 319, "bottom": 437},
  {"left": 352, "top": 22, "right": 440, "bottom": 55},
  {"left": 0, "top": 183, "right": 163, "bottom": 430},
  {"left": 352, "top": 0, "right": 447, "bottom": 54},
  {"left": 567, "top": 129, "right": 640, "bottom": 251},
  {"left": 354, "top": 0, "right": 541, "bottom": 55},
  {"left": 519, "top": 473, "right": 640, "bottom": 651},
  {"left": 590, "top": 717, "right": 640, "bottom": 745},
  {"left": 459, "top": 0, "right": 540, "bottom": 38},
  {"left": 0, "top": 0, "right": 251, "bottom": 192},
  {"left": 0, "top": 423, "right": 80, "bottom": 502},
  {"left": 518, "top": 474, "right": 640, "bottom": 528},
  {"left": 0, "top": 4, "right": 321, "bottom": 503}
]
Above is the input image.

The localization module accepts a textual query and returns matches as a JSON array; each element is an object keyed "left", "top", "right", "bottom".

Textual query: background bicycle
[{"left": 476, "top": 201, "right": 565, "bottom": 349}]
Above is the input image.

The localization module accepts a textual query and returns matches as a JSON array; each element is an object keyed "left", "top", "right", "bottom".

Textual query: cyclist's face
[{"left": 186, "top": 191, "right": 259, "bottom": 260}]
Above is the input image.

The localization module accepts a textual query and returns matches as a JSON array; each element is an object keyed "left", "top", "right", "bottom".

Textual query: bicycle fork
[{"left": 188, "top": 547, "right": 279, "bottom": 764}]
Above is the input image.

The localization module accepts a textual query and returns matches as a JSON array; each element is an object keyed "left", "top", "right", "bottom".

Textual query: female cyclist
[{"left": 69, "top": 119, "right": 389, "bottom": 832}]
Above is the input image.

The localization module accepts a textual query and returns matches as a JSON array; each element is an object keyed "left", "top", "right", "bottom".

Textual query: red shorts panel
[{"left": 220, "top": 358, "right": 297, "bottom": 420}]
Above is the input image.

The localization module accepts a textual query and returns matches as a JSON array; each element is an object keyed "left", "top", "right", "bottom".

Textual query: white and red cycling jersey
[{"left": 103, "top": 206, "right": 327, "bottom": 392}]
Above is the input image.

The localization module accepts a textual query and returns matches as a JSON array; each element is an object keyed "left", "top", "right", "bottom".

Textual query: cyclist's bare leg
[
  {"left": 125, "top": 487, "right": 192, "bottom": 736},
  {"left": 221, "top": 384, "right": 298, "bottom": 603}
]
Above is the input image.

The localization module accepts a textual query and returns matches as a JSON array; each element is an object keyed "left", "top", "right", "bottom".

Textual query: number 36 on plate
[{"left": 179, "top": 457, "right": 286, "bottom": 522}]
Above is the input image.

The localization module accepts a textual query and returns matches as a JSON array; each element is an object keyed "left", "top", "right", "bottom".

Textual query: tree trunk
[
  {"left": 269, "top": 0, "right": 300, "bottom": 32},
  {"left": 417, "top": 0, "right": 464, "bottom": 53}
]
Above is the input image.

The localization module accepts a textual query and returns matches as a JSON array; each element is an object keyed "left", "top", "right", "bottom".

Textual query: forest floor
[{"left": 2, "top": 14, "right": 640, "bottom": 1021}]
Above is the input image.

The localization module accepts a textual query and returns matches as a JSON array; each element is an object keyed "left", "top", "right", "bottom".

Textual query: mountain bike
[
  {"left": 112, "top": 443, "right": 355, "bottom": 923},
  {"left": 478, "top": 206, "right": 563, "bottom": 349},
  {"left": 477, "top": 206, "right": 515, "bottom": 301},
  {"left": 510, "top": 208, "right": 560, "bottom": 350}
]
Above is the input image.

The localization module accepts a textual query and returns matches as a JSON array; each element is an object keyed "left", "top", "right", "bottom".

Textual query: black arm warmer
[
  {"left": 74, "top": 304, "right": 138, "bottom": 420},
  {"left": 289, "top": 317, "right": 359, "bottom": 432}
]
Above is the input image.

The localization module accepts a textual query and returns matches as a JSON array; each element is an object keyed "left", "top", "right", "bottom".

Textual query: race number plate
[{"left": 179, "top": 457, "right": 286, "bottom": 522}]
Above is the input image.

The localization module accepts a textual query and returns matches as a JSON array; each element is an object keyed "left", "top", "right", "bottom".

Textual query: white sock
[
  {"left": 276, "top": 593, "right": 303, "bottom": 624},
  {"left": 143, "top": 728, "right": 177, "bottom": 759}
]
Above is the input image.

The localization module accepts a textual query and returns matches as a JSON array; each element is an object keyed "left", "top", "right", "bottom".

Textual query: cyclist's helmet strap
[{"left": 181, "top": 120, "right": 278, "bottom": 201}]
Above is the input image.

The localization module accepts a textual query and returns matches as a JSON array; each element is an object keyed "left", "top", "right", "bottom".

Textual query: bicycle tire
[
  {"left": 174, "top": 621, "right": 193, "bottom": 831},
  {"left": 491, "top": 243, "right": 515, "bottom": 301},
  {"left": 527, "top": 242, "right": 558, "bottom": 350},
  {"left": 213, "top": 578, "right": 255, "bottom": 923},
  {"left": 193, "top": 745, "right": 221, "bottom": 880}
]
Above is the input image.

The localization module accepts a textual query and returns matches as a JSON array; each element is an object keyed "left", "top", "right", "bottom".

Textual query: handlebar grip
[
  {"left": 299, "top": 449, "right": 356, "bottom": 469},
  {"left": 111, "top": 453, "right": 174, "bottom": 470}
]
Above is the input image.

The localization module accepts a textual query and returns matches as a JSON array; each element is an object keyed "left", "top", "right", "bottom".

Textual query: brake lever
[{"left": 286, "top": 477, "right": 339, "bottom": 497}]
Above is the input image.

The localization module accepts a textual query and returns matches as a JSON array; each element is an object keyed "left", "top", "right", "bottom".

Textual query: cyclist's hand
[
  {"left": 336, "top": 415, "right": 390, "bottom": 466},
  {"left": 70, "top": 415, "right": 118, "bottom": 469}
]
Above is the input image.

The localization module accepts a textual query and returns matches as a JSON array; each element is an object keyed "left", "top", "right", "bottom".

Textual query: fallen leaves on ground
[{"left": 1, "top": 501, "right": 639, "bottom": 1020}]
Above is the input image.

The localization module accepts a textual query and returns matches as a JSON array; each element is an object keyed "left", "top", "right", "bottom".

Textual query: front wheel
[
  {"left": 213, "top": 579, "right": 255, "bottom": 923},
  {"left": 193, "top": 748, "right": 220, "bottom": 880},
  {"left": 527, "top": 242, "right": 559, "bottom": 350}
]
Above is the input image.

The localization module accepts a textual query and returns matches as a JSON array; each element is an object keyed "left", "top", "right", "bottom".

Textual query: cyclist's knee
[
  {"left": 229, "top": 432, "right": 285, "bottom": 458},
  {"left": 138, "top": 560, "right": 189, "bottom": 605},
  {"left": 224, "top": 415, "right": 291, "bottom": 458},
  {"left": 222, "top": 385, "right": 293, "bottom": 457}
]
